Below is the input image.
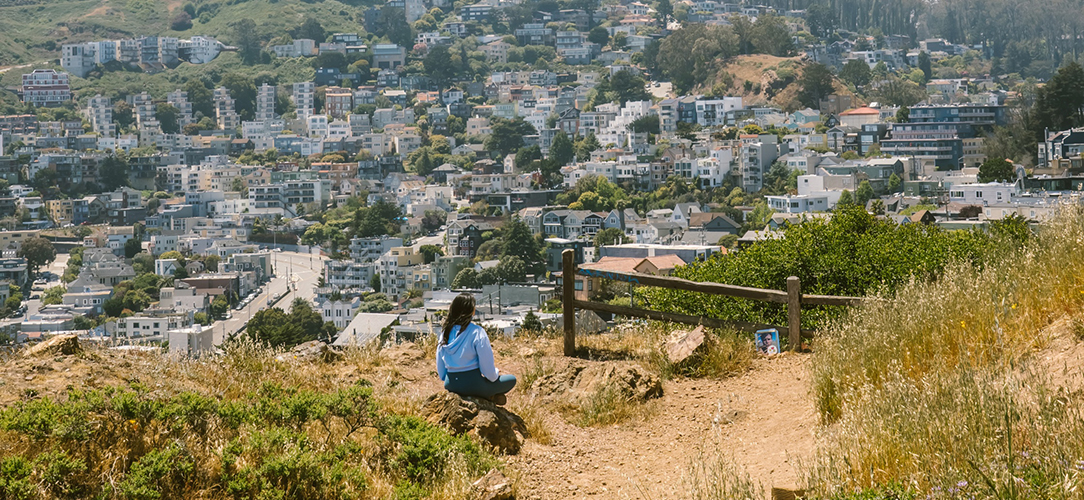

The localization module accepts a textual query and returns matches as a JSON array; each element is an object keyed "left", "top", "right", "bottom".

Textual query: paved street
[
  {"left": 25, "top": 253, "right": 69, "bottom": 318},
  {"left": 210, "top": 250, "right": 327, "bottom": 345},
  {"left": 410, "top": 231, "right": 444, "bottom": 252}
]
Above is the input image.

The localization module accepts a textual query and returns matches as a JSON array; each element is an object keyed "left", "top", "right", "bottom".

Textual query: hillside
[
  {"left": 0, "top": 0, "right": 376, "bottom": 66},
  {"left": 703, "top": 54, "right": 860, "bottom": 112}
]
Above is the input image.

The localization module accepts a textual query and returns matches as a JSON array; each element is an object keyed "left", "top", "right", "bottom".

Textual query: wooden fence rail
[{"left": 560, "top": 249, "right": 865, "bottom": 356}]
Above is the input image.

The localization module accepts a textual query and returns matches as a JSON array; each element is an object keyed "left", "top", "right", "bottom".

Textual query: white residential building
[
  {"left": 213, "top": 87, "right": 239, "bottom": 130},
  {"left": 167, "top": 90, "right": 195, "bottom": 128},
  {"left": 292, "top": 82, "right": 316, "bottom": 120},
  {"left": 87, "top": 94, "right": 116, "bottom": 137},
  {"left": 256, "top": 83, "right": 276, "bottom": 122}
]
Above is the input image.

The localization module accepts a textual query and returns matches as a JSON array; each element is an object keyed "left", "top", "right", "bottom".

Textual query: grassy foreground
[
  {"left": 0, "top": 340, "right": 495, "bottom": 500},
  {"left": 806, "top": 206, "right": 1084, "bottom": 498}
]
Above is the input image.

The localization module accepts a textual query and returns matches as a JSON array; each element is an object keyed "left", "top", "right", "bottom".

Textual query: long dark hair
[{"left": 441, "top": 293, "right": 476, "bottom": 345}]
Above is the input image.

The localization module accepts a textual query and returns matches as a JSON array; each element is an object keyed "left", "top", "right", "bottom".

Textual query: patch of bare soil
[
  {"left": 1036, "top": 316, "right": 1084, "bottom": 393},
  {"left": 505, "top": 353, "right": 815, "bottom": 499}
]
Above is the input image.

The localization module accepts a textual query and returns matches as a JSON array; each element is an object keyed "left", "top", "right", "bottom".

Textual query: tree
[
  {"left": 295, "top": 17, "right": 326, "bottom": 43},
  {"left": 451, "top": 268, "right": 482, "bottom": 289},
  {"left": 419, "top": 244, "right": 444, "bottom": 264},
  {"left": 594, "top": 227, "right": 628, "bottom": 248},
  {"left": 978, "top": 158, "right": 1016, "bottom": 183},
  {"left": 836, "top": 190, "right": 855, "bottom": 208},
  {"left": 102, "top": 297, "right": 125, "bottom": 317},
  {"left": 245, "top": 298, "right": 336, "bottom": 347},
  {"left": 183, "top": 79, "right": 214, "bottom": 119},
  {"left": 872, "top": 77, "right": 926, "bottom": 107},
  {"left": 204, "top": 255, "right": 220, "bottom": 273},
  {"left": 155, "top": 104, "right": 180, "bottom": 134},
  {"left": 576, "top": 133, "right": 601, "bottom": 162},
  {"left": 221, "top": 73, "right": 258, "bottom": 121},
  {"left": 124, "top": 237, "right": 143, "bottom": 259},
  {"left": 354, "top": 200, "right": 403, "bottom": 238},
  {"left": 484, "top": 117, "right": 536, "bottom": 157},
  {"left": 799, "top": 63, "right": 836, "bottom": 108},
  {"left": 806, "top": 4, "right": 836, "bottom": 37},
  {"left": 888, "top": 173, "right": 902, "bottom": 193},
  {"left": 424, "top": 45, "right": 457, "bottom": 86},
  {"left": 99, "top": 155, "right": 129, "bottom": 191},
  {"left": 655, "top": 0, "right": 673, "bottom": 26},
  {"left": 18, "top": 237, "right": 56, "bottom": 274},
  {"left": 377, "top": 6, "right": 415, "bottom": 47},
  {"left": 656, "top": 24, "right": 739, "bottom": 93},
  {"left": 171, "top": 11, "right": 193, "bottom": 31},
  {"left": 514, "top": 145, "right": 541, "bottom": 172},
  {"left": 132, "top": 253, "right": 154, "bottom": 275},
  {"left": 750, "top": 13, "right": 794, "bottom": 56},
  {"left": 494, "top": 255, "right": 528, "bottom": 283},
  {"left": 42, "top": 286, "right": 65, "bottom": 306},
  {"left": 549, "top": 131, "right": 574, "bottom": 166},
  {"left": 231, "top": 18, "right": 261, "bottom": 64},
  {"left": 588, "top": 26, "right": 610, "bottom": 45},
  {"left": 123, "top": 289, "right": 152, "bottom": 312},
  {"left": 114, "top": 101, "right": 135, "bottom": 130},
  {"left": 917, "top": 51, "right": 932, "bottom": 83},
  {"left": 211, "top": 295, "right": 229, "bottom": 319},
  {"left": 855, "top": 180, "right": 875, "bottom": 207},
  {"left": 959, "top": 205, "right": 982, "bottom": 218},
  {"left": 521, "top": 309, "right": 543, "bottom": 333},
  {"left": 500, "top": 219, "right": 544, "bottom": 274},
  {"left": 628, "top": 115, "right": 660, "bottom": 134},
  {"left": 839, "top": 59, "right": 872, "bottom": 87},
  {"left": 1033, "top": 62, "right": 1084, "bottom": 133},
  {"left": 870, "top": 199, "right": 886, "bottom": 215},
  {"left": 421, "top": 210, "right": 444, "bottom": 233},
  {"left": 895, "top": 106, "right": 910, "bottom": 124}
]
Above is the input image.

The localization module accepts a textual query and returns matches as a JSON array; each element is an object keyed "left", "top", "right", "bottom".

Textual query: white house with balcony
[{"left": 948, "top": 181, "right": 1021, "bottom": 206}]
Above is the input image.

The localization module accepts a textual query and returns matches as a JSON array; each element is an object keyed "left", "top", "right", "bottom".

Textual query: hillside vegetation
[{"left": 0, "top": 0, "right": 374, "bottom": 66}]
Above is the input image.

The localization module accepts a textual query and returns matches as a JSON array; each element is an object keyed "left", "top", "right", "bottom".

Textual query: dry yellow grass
[{"left": 806, "top": 206, "right": 1084, "bottom": 497}]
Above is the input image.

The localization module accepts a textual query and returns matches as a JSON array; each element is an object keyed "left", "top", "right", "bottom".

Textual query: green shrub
[
  {"left": 35, "top": 450, "right": 89, "bottom": 498},
  {"left": 645, "top": 206, "right": 1020, "bottom": 333},
  {"left": 0, "top": 456, "right": 34, "bottom": 500},
  {"left": 380, "top": 415, "right": 493, "bottom": 484},
  {"left": 118, "top": 443, "right": 195, "bottom": 500}
]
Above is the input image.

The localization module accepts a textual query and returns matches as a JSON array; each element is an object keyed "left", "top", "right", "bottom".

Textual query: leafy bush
[
  {"left": 118, "top": 444, "right": 194, "bottom": 500},
  {"left": 0, "top": 376, "right": 480, "bottom": 499},
  {"left": 645, "top": 206, "right": 1021, "bottom": 332},
  {"left": 0, "top": 456, "right": 33, "bottom": 500},
  {"left": 379, "top": 415, "right": 494, "bottom": 485}
]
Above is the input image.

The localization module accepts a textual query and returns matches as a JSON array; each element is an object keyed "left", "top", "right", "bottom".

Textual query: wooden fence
[{"left": 560, "top": 249, "right": 865, "bottom": 356}]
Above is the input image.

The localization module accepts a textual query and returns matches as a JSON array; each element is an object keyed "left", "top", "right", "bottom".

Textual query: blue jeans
[{"left": 444, "top": 368, "right": 517, "bottom": 399}]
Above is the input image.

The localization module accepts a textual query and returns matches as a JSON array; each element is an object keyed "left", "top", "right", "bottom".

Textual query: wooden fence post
[
  {"left": 786, "top": 276, "right": 801, "bottom": 351},
  {"left": 562, "top": 249, "right": 576, "bottom": 356}
]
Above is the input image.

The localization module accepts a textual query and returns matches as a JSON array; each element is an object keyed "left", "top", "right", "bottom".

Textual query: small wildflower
[
  {"left": 1011, "top": 303, "right": 1016, "bottom": 309},
  {"left": 961, "top": 321, "right": 966, "bottom": 328}
]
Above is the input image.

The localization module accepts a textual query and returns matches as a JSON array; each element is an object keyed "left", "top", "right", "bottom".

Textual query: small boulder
[
  {"left": 471, "top": 469, "right": 514, "bottom": 500},
  {"left": 275, "top": 340, "right": 343, "bottom": 363},
  {"left": 421, "top": 392, "right": 528, "bottom": 454},
  {"left": 531, "top": 361, "right": 662, "bottom": 405},
  {"left": 23, "top": 335, "right": 81, "bottom": 358}
]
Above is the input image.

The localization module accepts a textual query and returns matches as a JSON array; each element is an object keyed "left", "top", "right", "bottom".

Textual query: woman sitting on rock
[{"left": 436, "top": 293, "right": 516, "bottom": 405}]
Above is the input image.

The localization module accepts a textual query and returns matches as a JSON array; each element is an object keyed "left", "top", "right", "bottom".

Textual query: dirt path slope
[{"left": 507, "top": 354, "right": 815, "bottom": 499}]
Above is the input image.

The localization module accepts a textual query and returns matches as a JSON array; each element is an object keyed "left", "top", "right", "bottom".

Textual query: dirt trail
[{"left": 505, "top": 354, "right": 816, "bottom": 499}]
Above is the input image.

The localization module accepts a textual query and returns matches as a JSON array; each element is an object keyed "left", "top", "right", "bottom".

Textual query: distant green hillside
[{"left": 0, "top": 0, "right": 379, "bottom": 66}]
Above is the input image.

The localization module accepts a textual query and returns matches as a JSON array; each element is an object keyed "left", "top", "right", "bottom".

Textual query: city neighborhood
[{"left": 0, "top": 0, "right": 1075, "bottom": 357}]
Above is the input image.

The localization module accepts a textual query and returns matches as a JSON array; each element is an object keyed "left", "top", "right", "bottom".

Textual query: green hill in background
[{"left": 0, "top": 0, "right": 378, "bottom": 67}]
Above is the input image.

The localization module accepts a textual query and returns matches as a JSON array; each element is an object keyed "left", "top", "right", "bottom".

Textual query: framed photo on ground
[{"left": 755, "top": 328, "right": 780, "bottom": 355}]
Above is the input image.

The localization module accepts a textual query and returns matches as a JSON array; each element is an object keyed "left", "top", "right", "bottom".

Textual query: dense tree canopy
[{"left": 245, "top": 299, "right": 337, "bottom": 347}]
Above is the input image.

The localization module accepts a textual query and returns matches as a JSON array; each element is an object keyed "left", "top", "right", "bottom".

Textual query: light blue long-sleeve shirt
[{"left": 436, "top": 323, "right": 500, "bottom": 382}]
